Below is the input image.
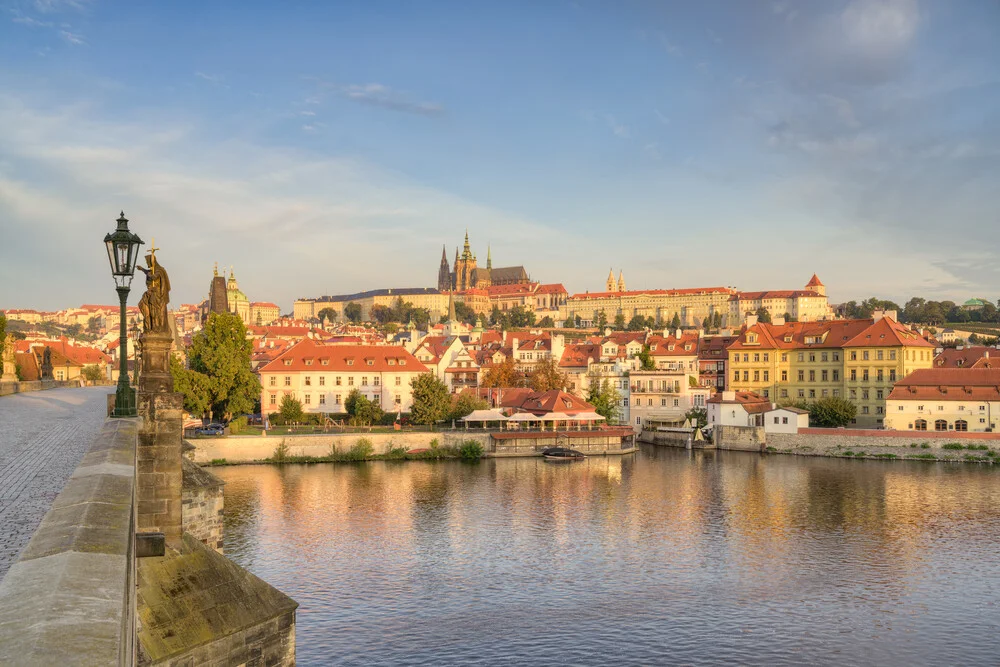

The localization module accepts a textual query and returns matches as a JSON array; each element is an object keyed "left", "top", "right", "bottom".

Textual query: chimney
[
  {"left": 772, "top": 315, "right": 785, "bottom": 326},
  {"left": 745, "top": 313, "right": 758, "bottom": 327},
  {"left": 722, "top": 390, "right": 736, "bottom": 401}
]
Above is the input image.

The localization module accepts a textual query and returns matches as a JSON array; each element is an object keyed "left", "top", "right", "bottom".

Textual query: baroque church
[{"left": 437, "top": 231, "right": 530, "bottom": 291}]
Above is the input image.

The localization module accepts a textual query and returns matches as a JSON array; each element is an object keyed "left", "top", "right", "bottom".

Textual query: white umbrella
[
  {"left": 462, "top": 409, "right": 508, "bottom": 422},
  {"left": 567, "top": 411, "right": 605, "bottom": 421},
  {"left": 507, "top": 412, "right": 540, "bottom": 421}
]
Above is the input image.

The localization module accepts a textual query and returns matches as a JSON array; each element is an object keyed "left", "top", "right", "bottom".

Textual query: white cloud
[
  {"left": 195, "top": 71, "right": 223, "bottom": 84},
  {"left": 332, "top": 82, "right": 445, "bottom": 116},
  {"left": 606, "top": 115, "right": 629, "bottom": 139},
  {"left": 59, "top": 29, "right": 84, "bottom": 45}
]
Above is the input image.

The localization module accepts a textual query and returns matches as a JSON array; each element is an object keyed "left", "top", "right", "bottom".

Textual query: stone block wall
[
  {"left": 151, "top": 610, "right": 295, "bottom": 667},
  {"left": 714, "top": 425, "right": 766, "bottom": 452},
  {"left": 181, "top": 458, "right": 224, "bottom": 553}
]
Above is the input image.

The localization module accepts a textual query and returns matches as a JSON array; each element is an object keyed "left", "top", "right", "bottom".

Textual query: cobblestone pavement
[{"left": 0, "top": 387, "right": 111, "bottom": 580}]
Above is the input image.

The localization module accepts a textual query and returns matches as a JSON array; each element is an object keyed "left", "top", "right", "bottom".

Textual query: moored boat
[{"left": 542, "top": 447, "right": 585, "bottom": 461}]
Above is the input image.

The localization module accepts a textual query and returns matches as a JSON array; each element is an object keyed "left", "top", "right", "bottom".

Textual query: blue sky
[{"left": 1, "top": 0, "right": 998, "bottom": 312}]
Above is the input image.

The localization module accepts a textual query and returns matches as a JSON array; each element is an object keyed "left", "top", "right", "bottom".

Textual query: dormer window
[
  {"left": 668, "top": 344, "right": 675, "bottom": 351},
  {"left": 388, "top": 359, "right": 396, "bottom": 366},
  {"left": 305, "top": 359, "right": 313, "bottom": 366},
  {"left": 347, "top": 359, "right": 354, "bottom": 366},
  {"left": 283, "top": 359, "right": 292, "bottom": 366},
  {"left": 321, "top": 359, "right": 329, "bottom": 366},
  {"left": 684, "top": 345, "right": 692, "bottom": 351},
  {"left": 366, "top": 359, "right": 374, "bottom": 366},
  {"left": 784, "top": 336, "right": 792, "bottom": 342},
  {"left": 747, "top": 334, "right": 757, "bottom": 344},
  {"left": 399, "top": 360, "right": 406, "bottom": 366}
]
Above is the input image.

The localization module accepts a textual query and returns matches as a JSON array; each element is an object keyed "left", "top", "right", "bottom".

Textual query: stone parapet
[{"left": 0, "top": 418, "right": 138, "bottom": 666}]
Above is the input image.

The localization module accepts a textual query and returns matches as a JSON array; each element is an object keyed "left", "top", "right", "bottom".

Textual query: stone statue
[
  {"left": 40, "top": 347, "right": 53, "bottom": 380},
  {"left": 137, "top": 240, "right": 171, "bottom": 334},
  {"left": 1, "top": 334, "right": 17, "bottom": 382}
]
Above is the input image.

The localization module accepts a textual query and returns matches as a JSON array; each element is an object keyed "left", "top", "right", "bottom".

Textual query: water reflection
[{"left": 217, "top": 448, "right": 1000, "bottom": 666}]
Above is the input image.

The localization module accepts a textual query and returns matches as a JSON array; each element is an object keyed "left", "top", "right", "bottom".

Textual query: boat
[{"left": 542, "top": 447, "right": 585, "bottom": 461}]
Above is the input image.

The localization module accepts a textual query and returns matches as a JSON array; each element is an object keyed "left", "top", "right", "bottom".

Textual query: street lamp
[{"left": 104, "top": 211, "right": 144, "bottom": 417}]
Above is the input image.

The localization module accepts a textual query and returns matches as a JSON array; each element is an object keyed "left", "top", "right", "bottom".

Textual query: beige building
[
  {"left": 884, "top": 368, "right": 1000, "bottom": 432},
  {"left": 259, "top": 340, "right": 430, "bottom": 415},
  {"left": 729, "top": 275, "right": 834, "bottom": 323},
  {"left": 294, "top": 288, "right": 449, "bottom": 322},
  {"left": 250, "top": 302, "right": 281, "bottom": 326},
  {"left": 561, "top": 285, "right": 734, "bottom": 328}
]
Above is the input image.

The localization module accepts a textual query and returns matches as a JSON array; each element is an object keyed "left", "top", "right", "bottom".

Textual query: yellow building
[
  {"left": 885, "top": 368, "right": 1000, "bottom": 432},
  {"left": 294, "top": 288, "right": 449, "bottom": 322},
  {"left": 728, "top": 312, "right": 935, "bottom": 428}
]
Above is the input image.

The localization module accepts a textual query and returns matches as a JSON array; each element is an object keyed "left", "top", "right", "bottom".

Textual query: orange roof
[
  {"left": 646, "top": 333, "right": 700, "bottom": 356},
  {"left": 806, "top": 274, "right": 824, "bottom": 287},
  {"left": 559, "top": 343, "right": 601, "bottom": 368},
  {"left": 504, "top": 389, "right": 594, "bottom": 414},
  {"left": 934, "top": 347, "right": 998, "bottom": 369},
  {"left": 535, "top": 283, "right": 568, "bottom": 295},
  {"left": 251, "top": 301, "right": 280, "bottom": 309},
  {"left": 259, "top": 339, "right": 428, "bottom": 374},
  {"left": 707, "top": 390, "right": 771, "bottom": 413},
  {"left": 727, "top": 318, "right": 931, "bottom": 351},
  {"left": 888, "top": 368, "right": 1000, "bottom": 401},
  {"left": 736, "top": 290, "right": 817, "bottom": 300},
  {"left": 841, "top": 317, "right": 934, "bottom": 348}
]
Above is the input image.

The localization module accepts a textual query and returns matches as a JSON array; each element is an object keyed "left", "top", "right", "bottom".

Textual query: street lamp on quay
[{"left": 104, "top": 212, "right": 144, "bottom": 418}]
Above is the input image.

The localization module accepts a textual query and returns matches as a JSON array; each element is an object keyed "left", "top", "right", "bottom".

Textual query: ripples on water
[{"left": 216, "top": 446, "right": 1000, "bottom": 666}]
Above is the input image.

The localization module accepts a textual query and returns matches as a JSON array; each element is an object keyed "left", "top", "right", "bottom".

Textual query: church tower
[
  {"left": 617, "top": 270, "right": 626, "bottom": 293},
  {"left": 606, "top": 268, "right": 616, "bottom": 292},
  {"left": 437, "top": 245, "right": 451, "bottom": 292}
]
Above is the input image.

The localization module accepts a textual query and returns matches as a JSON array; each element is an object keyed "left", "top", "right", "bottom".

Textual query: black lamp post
[{"left": 104, "top": 212, "right": 144, "bottom": 418}]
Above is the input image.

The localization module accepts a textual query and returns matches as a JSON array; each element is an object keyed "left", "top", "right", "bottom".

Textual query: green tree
[
  {"left": 755, "top": 307, "right": 772, "bottom": 324},
  {"left": 613, "top": 313, "right": 626, "bottom": 330},
  {"left": 669, "top": 313, "right": 681, "bottom": 329},
  {"left": 685, "top": 407, "right": 707, "bottom": 428},
  {"left": 783, "top": 312, "right": 797, "bottom": 322},
  {"left": 0, "top": 313, "right": 6, "bottom": 359},
  {"left": 807, "top": 397, "right": 857, "bottom": 428},
  {"left": 481, "top": 357, "right": 526, "bottom": 388},
  {"left": 454, "top": 301, "right": 479, "bottom": 326},
  {"left": 702, "top": 316, "right": 710, "bottom": 330},
  {"left": 449, "top": 392, "right": 488, "bottom": 422},
  {"left": 279, "top": 394, "right": 305, "bottom": 423},
  {"left": 344, "top": 302, "right": 363, "bottom": 323},
  {"left": 537, "top": 315, "right": 555, "bottom": 328},
  {"left": 170, "top": 355, "right": 213, "bottom": 418},
  {"left": 317, "top": 307, "right": 338, "bottom": 323},
  {"left": 634, "top": 346, "right": 655, "bottom": 371},
  {"left": 185, "top": 312, "right": 261, "bottom": 422},
  {"left": 712, "top": 312, "right": 723, "bottom": 329},
  {"left": 370, "top": 304, "right": 394, "bottom": 324},
  {"left": 82, "top": 364, "right": 103, "bottom": 383},
  {"left": 410, "top": 373, "right": 452, "bottom": 425},
  {"left": 627, "top": 314, "right": 648, "bottom": 331},
  {"left": 562, "top": 314, "right": 576, "bottom": 329},
  {"left": 596, "top": 310, "right": 608, "bottom": 329},
  {"left": 86, "top": 315, "right": 102, "bottom": 333},
  {"left": 528, "top": 356, "right": 569, "bottom": 392},
  {"left": 344, "top": 388, "right": 383, "bottom": 425},
  {"left": 587, "top": 378, "right": 622, "bottom": 424}
]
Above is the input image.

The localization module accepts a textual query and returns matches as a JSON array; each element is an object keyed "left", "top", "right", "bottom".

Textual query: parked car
[{"left": 194, "top": 423, "right": 225, "bottom": 436}]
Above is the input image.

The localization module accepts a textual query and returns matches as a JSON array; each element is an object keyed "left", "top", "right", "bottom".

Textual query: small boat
[{"left": 542, "top": 447, "right": 585, "bottom": 461}]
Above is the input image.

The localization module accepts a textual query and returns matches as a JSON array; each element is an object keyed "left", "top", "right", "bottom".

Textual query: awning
[
  {"left": 462, "top": 409, "right": 509, "bottom": 422},
  {"left": 507, "top": 412, "right": 542, "bottom": 422},
  {"left": 566, "top": 411, "right": 606, "bottom": 421}
]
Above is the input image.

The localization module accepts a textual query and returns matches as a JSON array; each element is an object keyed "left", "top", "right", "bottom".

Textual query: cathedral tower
[
  {"left": 606, "top": 269, "right": 616, "bottom": 292},
  {"left": 437, "top": 245, "right": 452, "bottom": 292}
]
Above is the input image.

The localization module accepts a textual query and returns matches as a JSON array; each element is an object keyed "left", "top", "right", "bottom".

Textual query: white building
[
  {"left": 706, "top": 390, "right": 773, "bottom": 428},
  {"left": 884, "top": 368, "right": 1000, "bottom": 432},
  {"left": 763, "top": 406, "right": 810, "bottom": 433}
]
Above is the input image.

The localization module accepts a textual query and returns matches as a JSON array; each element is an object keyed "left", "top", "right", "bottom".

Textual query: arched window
[
  {"left": 915, "top": 419, "right": 927, "bottom": 431},
  {"left": 955, "top": 420, "right": 968, "bottom": 432},
  {"left": 935, "top": 419, "right": 948, "bottom": 432}
]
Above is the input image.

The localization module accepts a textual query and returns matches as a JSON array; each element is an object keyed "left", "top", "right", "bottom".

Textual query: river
[{"left": 215, "top": 446, "right": 1000, "bottom": 666}]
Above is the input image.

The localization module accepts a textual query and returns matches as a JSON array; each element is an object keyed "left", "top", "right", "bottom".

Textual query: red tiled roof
[
  {"left": 251, "top": 302, "right": 280, "bottom": 309},
  {"left": 258, "top": 340, "right": 428, "bottom": 374},
  {"left": 933, "top": 347, "right": 998, "bottom": 369},
  {"left": 707, "top": 390, "right": 771, "bottom": 413},
  {"left": 887, "top": 368, "right": 1000, "bottom": 401},
  {"left": 14, "top": 352, "right": 39, "bottom": 381},
  {"left": 806, "top": 274, "right": 824, "bottom": 287},
  {"left": 504, "top": 389, "right": 594, "bottom": 414},
  {"left": 535, "top": 283, "right": 568, "bottom": 295},
  {"left": 841, "top": 317, "right": 934, "bottom": 348},
  {"left": 736, "top": 290, "right": 817, "bottom": 300},
  {"left": 646, "top": 333, "right": 700, "bottom": 356},
  {"left": 559, "top": 343, "right": 601, "bottom": 368}
]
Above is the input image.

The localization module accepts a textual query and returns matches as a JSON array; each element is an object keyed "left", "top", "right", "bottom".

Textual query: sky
[{"left": 1, "top": 0, "right": 998, "bottom": 312}]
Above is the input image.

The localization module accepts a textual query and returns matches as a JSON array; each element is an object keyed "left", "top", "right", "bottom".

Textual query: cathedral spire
[{"left": 487, "top": 244, "right": 492, "bottom": 270}]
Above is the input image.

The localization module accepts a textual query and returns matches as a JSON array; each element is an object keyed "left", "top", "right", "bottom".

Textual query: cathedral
[{"left": 437, "top": 231, "right": 530, "bottom": 291}]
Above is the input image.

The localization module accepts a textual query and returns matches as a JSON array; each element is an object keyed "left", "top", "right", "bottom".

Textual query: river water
[{"left": 216, "top": 447, "right": 1000, "bottom": 666}]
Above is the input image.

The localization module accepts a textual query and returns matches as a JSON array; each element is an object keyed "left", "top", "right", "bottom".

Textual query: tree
[
  {"left": 87, "top": 315, "right": 102, "bottom": 333},
  {"left": 685, "top": 407, "right": 707, "bottom": 428},
  {"left": 279, "top": 394, "right": 305, "bottom": 423},
  {"left": 634, "top": 346, "right": 655, "bottom": 371},
  {"left": 613, "top": 313, "right": 626, "bottom": 330},
  {"left": 702, "top": 316, "right": 710, "bottom": 330},
  {"left": 596, "top": 310, "right": 608, "bottom": 330},
  {"left": 345, "top": 388, "right": 383, "bottom": 425},
  {"left": 670, "top": 313, "right": 681, "bottom": 330},
  {"left": 82, "top": 364, "right": 103, "bottom": 383},
  {"left": 627, "top": 314, "right": 648, "bottom": 331},
  {"left": 587, "top": 378, "right": 622, "bottom": 424},
  {"left": 370, "top": 304, "right": 394, "bottom": 324},
  {"left": 344, "top": 302, "right": 363, "bottom": 323},
  {"left": 170, "top": 355, "right": 213, "bottom": 418},
  {"left": 449, "top": 392, "right": 488, "bottom": 422},
  {"left": 755, "top": 306, "right": 772, "bottom": 324},
  {"left": 410, "top": 373, "right": 452, "bottom": 425},
  {"left": 528, "top": 357, "right": 569, "bottom": 392},
  {"left": 481, "top": 357, "right": 526, "bottom": 388},
  {"left": 184, "top": 312, "right": 261, "bottom": 422},
  {"left": 537, "top": 315, "right": 555, "bottom": 328},
  {"left": 562, "top": 314, "right": 575, "bottom": 329},
  {"left": 317, "top": 307, "right": 338, "bottom": 324},
  {"left": 783, "top": 312, "right": 797, "bottom": 322},
  {"left": 0, "top": 313, "right": 6, "bottom": 359},
  {"left": 453, "top": 301, "right": 479, "bottom": 326},
  {"left": 807, "top": 397, "right": 857, "bottom": 428},
  {"left": 712, "top": 312, "right": 723, "bottom": 329}
]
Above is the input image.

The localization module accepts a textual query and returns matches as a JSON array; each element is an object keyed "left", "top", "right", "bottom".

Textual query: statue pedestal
[{"left": 137, "top": 331, "right": 184, "bottom": 547}]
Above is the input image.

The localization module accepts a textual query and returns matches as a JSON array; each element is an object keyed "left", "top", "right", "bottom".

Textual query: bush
[
  {"left": 459, "top": 440, "right": 484, "bottom": 461},
  {"left": 920, "top": 443, "right": 931, "bottom": 449},
  {"left": 843, "top": 451, "right": 855, "bottom": 457},
  {"left": 873, "top": 453, "right": 898, "bottom": 459},
  {"left": 910, "top": 443, "right": 918, "bottom": 448},
  {"left": 942, "top": 443, "right": 964, "bottom": 450},
  {"left": 967, "top": 444, "right": 989, "bottom": 451},
  {"left": 230, "top": 416, "right": 248, "bottom": 435},
  {"left": 345, "top": 438, "right": 375, "bottom": 461},
  {"left": 908, "top": 453, "right": 937, "bottom": 460},
  {"left": 765, "top": 446, "right": 777, "bottom": 453},
  {"left": 271, "top": 440, "right": 290, "bottom": 462},
  {"left": 210, "top": 458, "right": 228, "bottom": 465},
  {"left": 385, "top": 445, "right": 409, "bottom": 460}
]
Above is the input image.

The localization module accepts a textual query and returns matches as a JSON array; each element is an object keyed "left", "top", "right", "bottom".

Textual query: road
[{"left": 0, "top": 386, "right": 110, "bottom": 580}]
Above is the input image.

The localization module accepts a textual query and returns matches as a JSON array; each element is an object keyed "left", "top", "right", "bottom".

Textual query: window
[
  {"left": 822, "top": 389, "right": 829, "bottom": 397},
  {"left": 798, "top": 353, "right": 804, "bottom": 362},
  {"left": 673, "top": 399, "right": 679, "bottom": 407},
  {"left": 889, "top": 350, "right": 897, "bottom": 360},
  {"left": 809, "top": 353, "right": 816, "bottom": 362},
  {"left": 889, "top": 370, "right": 896, "bottom": 382},
  {"left": 774, "top": 416, "right": 780, "bottom": 424},
  {"left": 809, "top": 370, "right": 816, "bottom": 382},
  {"left": 763, "top": 371, "right": 769, "bottom": 382},
  {"left": 734, "top": 371, "right": 740, "bottom": 382},
  {"left": 863, "top": 351, "right": 870, "bottom": 361},
  {"left": 661, "top": 398, "right": 667, "bottom": 406},
  {"left": 833, "top": 390, "right": 839, "bottom": 397},
  {"left": 877, "top": 350, "right": 884, "bottom": 360},
  {"left": 782, "top": 417, "right": 788, "bottom": 424},
  {"left": 269, "top": 394, "right": 276, "bottom": 405},
  {"left": 284, "top": 376, "right": 291, "bottom": 386},
  {"left": 809, "top": 389, "right": 816, "bottom": 398},
  {"left": 395, "top": 395, "right": 401, "bottom": 404},
  {"left": 269, "top": 376, "right": 276, "bottom": 386},
  {"left": 781, "top": 353, "right": 788, "bottom": 362},
  {"left": 862, "top": 370, "right": 869, "bottom": 381},
  {"left": 319, "top": 395, "right": 326, "bottom": 405},
  {"left": 821, "top": 370, "right": 828, "bottom": 382},
  {"left": 898, "top": 405, "right": 904, "bottom": 411},
  {"left": 798, "top": 370, "right": 805, "bottom": 381},
  {"left": 876, "top": 406, "right": 883, "bottom": 414},
  {"left": 833, "top": 352, "right": 840, "bottom": 362},
  {"left": 635, "top": 398, "right": 640, "bottom": 406},
  {"left": 850, "top": 389, "right": 857, "bottom": 399},
  {"left": 367, "top": 359, "right": 374, "bottom": 366},
  {"left": 362, "top": 377, "right": 368, "bottom": 386},
  {"left": 763, "top": 353, "right": 769, "bottom": 362},
  {"left": 862, "top": 390, "right": 869, "bottom": 400},
  {"left": 336, "top": 376, "right": 342, "bottom": 386},
  {"left": 336, "top": 394, "right": 342, "bottom": 404},
  {"left": 753, "top": 353, "right": 760, "bottom": 362},
  {"left": 821, "top": 352, "right": 828, "bottom": 362},
  {"left": 850, "top": 369, "right": 857, "bottom": 381},
  {"left": 915, "top": 419, "right": 927, "bottom": 431},
  {"left": 347, "top": 360, "right": 354, "bottom": 366},
  {"left": 781, "top": 389, "right": 788, "bottom": 398},
  {"left": 305, "top": 359, "right": 313, "bottom": 366},
  {"left": 833, "top": 370, "right": 839, "bottom": 381},
  {"left": 743, "top": 371, "right": 749, "bottom": 382},
  {"left": 305, "top": 376, "right": 311, "bottom": 386},
  {"left": 763, "top": 389, "right": 769, "bottom": 398},
  {"left": 862, "top": 406, "right": 869, "bottom": 414},
  {"left": 798, "top": 389, "right": 805, "bottom": 398},
  {"left": 934, "top": 419, "right": 947, "bottom": 431},
  {"left": 636, "top": 416, "right": 641, "bottom": 425},
  {"left": 348, "top": 377, "right": 354, "bottom": 386},
  {"left": 876, "top": 390, "right": 883, "bottom": 400},
  {"left": 743, "top": 354, "right": 749, "bottom": 362},
  {"left": 374, "top": 377, "right": 380, "bottom": 386},
  {"left": 753, "top": 370, "right": 760, "bottom": 382},
  {"left": 304, "top": 394, "right": 311, "bottom": 405},
  {"left": 396, "top": 376, "right": 402, "bottom": 386},
  {"left": 319, "top": 376, "right": 326, "bottom": 386},
  {"left": 981, "top": 405, "right": 987, "bottom": 411},
  {"left": 877, "top": 370, "right": 884, "bottom": 382},
  {"left": 781, "top": 371, "right": 788, "bottom": 382},
  {"left": 917, "top": 405, "right": 924, "bottom": 411},
  {"left": 648, "top": 398, "right": 653, "bottom": 406}
]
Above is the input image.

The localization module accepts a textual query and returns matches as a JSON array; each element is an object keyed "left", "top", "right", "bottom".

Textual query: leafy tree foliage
[
  {"left": 685, "top": 407, "right": 708, "bottom": 428},
  {"left": 449, "top": 392, "right": 489, "bottom": 422},
  {"left": 596, "top": 310, "right": 608, "bottom": 329},
  {"left": 613, "top": 313, "right": 626, "bottom": 330},
  {"left": 344, "top": 302, "right": 363, "bottom": 323},
  {"left": 793, "top": 396, "right": 857, "bottom": 428},
  {"left": 279, "top": 394, "right": 305, "bottom": 423},
  {"left": 634, "top": 346, "right": 656, "bottom": 370},
  {"left": 755, "top": 306, "right": 772, "bottom": 324},
  {"left": 82, "top": 364, "right": 103, "bottom": 383},
  {"left": 627, "top": 314, "right": 648, "bottom": 331},
  {"left": 409, "top": 373, "right": 452, "bottom": 425},
  {"left": 170, "top": 355, "right": 213, "bottom": 418},
  {"left": 317, "top": 307, "right": 338, "bottom": 323},
  {"left": 453, "top": 301, "right": 479, "bottom": 326},
  {"left": 711, "top": 312, "right": 723, "bottom": 329},
  {"left": 670, "top": 313, "right": 681, "bottom": 329},
  {"left": 183, "top": 312, "right": 261, "bottom": 422},
  {"left": 345, "top": 387, "right": 384, "bottom": 425},
  {"left": 481, "top": 357, "right": 526, "bottom": 388},
  {"left": 370, "top": 304, "right": 393, "bottom": 324},
  {"left": 528, "top": 357, "right": 569, "bottom": 392},
  {"left": 0, "top": 313, "right": 6, "bottom": 358},
  {"left": 587, "top": 378, "right": 622, "bottom": 424},
  {"left": 537, "top": 315, "right": 555, "bottom": 328}
]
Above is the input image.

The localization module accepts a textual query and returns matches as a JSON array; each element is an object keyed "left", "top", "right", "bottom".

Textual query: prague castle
[{"left": 438, "top": 231, "right": 529, "bottom": 292}]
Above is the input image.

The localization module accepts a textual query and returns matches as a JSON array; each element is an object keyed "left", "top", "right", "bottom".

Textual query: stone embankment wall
[
  {"left": 0, "top": 418, "right": 138, "bottom": 666},
  {"left": 638, "top": 430, "right": 694, "bottom": 448},
  {"left": 181, "top": 458, "right": 225, "bottom": 553},
  {"left": 492, "top": 429, "right": 635, "bottom": 456},
  {"left": 713, "top": 425, "right": 766, "bottom": 452},
  {"left": 0, "top": 379, "right": 78, "bottom": 397}
]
